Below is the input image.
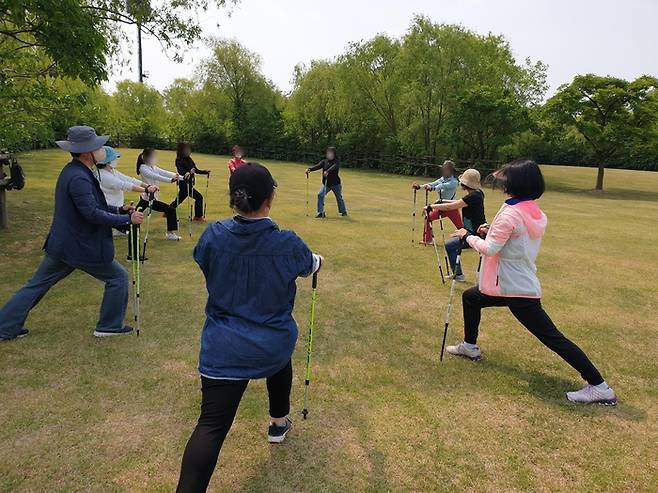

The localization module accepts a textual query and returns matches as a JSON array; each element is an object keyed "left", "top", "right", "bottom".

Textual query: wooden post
[{"left": 0, "top": 180, "right": 8, "bottom": 229}]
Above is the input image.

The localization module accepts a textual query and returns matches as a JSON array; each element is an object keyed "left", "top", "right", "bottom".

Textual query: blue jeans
[
  {"left": 445, "top": 237, "right": 470, "bottom": 276},
  {"left": 317, "top": 184, "right": 347, "bottom": 214},
  {"left": 0, "top": 254, "right": 129, "bottom": 337}
]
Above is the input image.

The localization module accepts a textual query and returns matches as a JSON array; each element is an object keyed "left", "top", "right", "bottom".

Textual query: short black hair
[
  {"left": 497, "top": 158, "right": 545, "bottom": 200},
  {"left": 70, "top": 152, "right": 81, "bottom": 158}
]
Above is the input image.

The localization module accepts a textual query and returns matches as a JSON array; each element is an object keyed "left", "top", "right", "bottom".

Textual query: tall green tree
[
  {"left": 286, "top": 61, "right": 345, "bottom": 148},
  {"left": 0, "top": 0, "right": 237, "bottom": 148},
  {"left": 111, "top": 80, "right": 166, "bottom": 143},
  {"left": 545, "top": 74, "right": 658, "bottom": 189},
  {"left": 200, "top": 38, "right": 284, "bottom": 147},
  {"left": 339, "top": 35, "right": 403, "bottom": 142}
]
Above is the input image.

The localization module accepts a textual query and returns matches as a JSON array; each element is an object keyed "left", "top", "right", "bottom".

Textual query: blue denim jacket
[
  {"left": 194, "top": 217, "right": 314, "bottom": 379},
  {"left": 44, "top": 160, "right": 130, "bottom": 267}
]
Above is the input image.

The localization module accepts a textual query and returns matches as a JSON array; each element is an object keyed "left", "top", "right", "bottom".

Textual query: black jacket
[
  {"left": 309, "top": 158, "right": 341, "bottom": 187},
  {"left": 175, "top": 155, "right": 210, "bottom": 176}
]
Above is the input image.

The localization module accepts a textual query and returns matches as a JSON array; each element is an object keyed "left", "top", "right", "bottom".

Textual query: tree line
[{"left": 2, "top": 5, "right": 657, "bottom": 189}]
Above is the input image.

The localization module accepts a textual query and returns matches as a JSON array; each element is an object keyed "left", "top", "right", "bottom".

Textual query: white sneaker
[
  {"left": 165, "top": 232, "right": 181, "bottom": 241},
  {"left": 566, "top": 384, "right": 617, "bottom": 406},
  {"left": 446, "top": 341, "right": 482, "bottom": 361}
]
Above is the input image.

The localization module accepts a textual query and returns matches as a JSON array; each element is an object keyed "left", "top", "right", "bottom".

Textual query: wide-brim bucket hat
[
  {"left": 97, "top": 146, "right": 121, "bottom": 165},
  {"left": 458, "top": 168, "right": 482, "bottom": 190},
  {"left": 55, "top": 126, "right": 109, "bottom": 153}
]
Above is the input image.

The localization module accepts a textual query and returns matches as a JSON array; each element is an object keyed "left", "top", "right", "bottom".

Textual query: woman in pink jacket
[{"left": 446, "top": 159, "right": 616, "bottom": 405}]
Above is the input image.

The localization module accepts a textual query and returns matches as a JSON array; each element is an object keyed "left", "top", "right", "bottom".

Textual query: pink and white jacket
[{"left": 467, "top": 199, "right": 548, "bottom": 299}]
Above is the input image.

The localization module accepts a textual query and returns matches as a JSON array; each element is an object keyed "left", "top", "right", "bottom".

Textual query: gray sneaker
[
  {"left": 566, "top": 384, "right": 617, "bottom": 406},
  {"left": 446, "top": 341, "right": 482, "bottom": 361}
]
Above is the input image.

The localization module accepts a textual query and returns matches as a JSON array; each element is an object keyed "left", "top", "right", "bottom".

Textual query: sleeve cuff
[{"left": 311, "top": 253, "right": 322, "bottom": 274}]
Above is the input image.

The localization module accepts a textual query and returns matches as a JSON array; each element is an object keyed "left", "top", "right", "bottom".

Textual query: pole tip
[{"left": 302, "top": 409, "right": 308, "bottom": 420}]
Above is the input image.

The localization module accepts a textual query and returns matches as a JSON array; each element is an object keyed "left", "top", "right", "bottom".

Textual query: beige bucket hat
[{"left": 458, "top": 168, "right": 482, "bottom": 190}]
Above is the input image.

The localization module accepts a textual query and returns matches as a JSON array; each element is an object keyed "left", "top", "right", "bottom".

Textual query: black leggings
[
  {"left": 462, "top": 286, "right": 604, "bottom": 385},
  {"left": 176, "top": 361, "right": 293, "bottom": 493},
  {"left": 137, "top": 198, "right": 177, "bottom": 231},
  {"left": 170, "top": 182, "right": 204, "bottom": 218}
]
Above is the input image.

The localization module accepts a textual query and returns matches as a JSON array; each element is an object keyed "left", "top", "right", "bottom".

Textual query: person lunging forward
[
  {"left": 446, "top": 159, "right": 616, "bottom": 405},
  {"left": 176, "top": 163, "right": 323, "bottom": 492}
]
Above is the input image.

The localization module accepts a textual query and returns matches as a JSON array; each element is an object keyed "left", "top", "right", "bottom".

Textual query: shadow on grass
[
  {"left": 546, "top": 182, "right": 658, "bottom": 203},
  {"left": 232, "top": 400, "right": 393, "bottom": 493},
  {"left": 484, "top": 358, "right": 647, "bottom": 422}
]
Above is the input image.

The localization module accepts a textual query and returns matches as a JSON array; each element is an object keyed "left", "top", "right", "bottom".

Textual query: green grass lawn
[{"left": 1, "top": 150, "right": 657, "bottom": 492}]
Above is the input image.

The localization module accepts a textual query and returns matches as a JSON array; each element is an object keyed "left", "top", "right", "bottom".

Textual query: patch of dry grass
[{"left": 0, "top": 150, "right": 656, "bottom": 492}]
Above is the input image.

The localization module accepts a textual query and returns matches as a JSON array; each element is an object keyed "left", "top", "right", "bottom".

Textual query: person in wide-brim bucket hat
[
  {"left": 55, "top": 125, "right": 109, "bottom": 154},
  {"left": 458, "top": 168, "right": 482, "bottom": 190},
  {"left": 0, "top": 125, "right": 142, "bottom": 342}
]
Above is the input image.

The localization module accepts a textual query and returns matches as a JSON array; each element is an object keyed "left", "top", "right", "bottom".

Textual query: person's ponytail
[{"left": 136, "top": 148, "right": 154, "bottom": 175}]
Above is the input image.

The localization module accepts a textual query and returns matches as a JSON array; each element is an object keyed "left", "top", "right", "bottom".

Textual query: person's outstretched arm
[
  {"left": 428, "top": 199, "right": 466, "bottom": 212},
  {"left": 461, "top": 210, "right": 514, "bottom": 257},
  {"left": 69, "top": 175, "right": 132, "bottom": 227},
  {"left": 307, "top": 161, "right": 324, "bottom": 173}
]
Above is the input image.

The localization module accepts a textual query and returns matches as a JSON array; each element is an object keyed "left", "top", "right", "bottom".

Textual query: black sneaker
[
  {"left": 340, "top": 212, "right": 348, "bottom": 216},
  {"left": 267, "top": 417, "right": 292, "bottom": 444},
  {"left": 315, "top": 213, "right": 326, "bottom": 219},
  {"left": 0, "top": 328, "right": 29, "bottom": 341},
  {"left": 93, "top": 325, "right": 134, "bottom": 338}
]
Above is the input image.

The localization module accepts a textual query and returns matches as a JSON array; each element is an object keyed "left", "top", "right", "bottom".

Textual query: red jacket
[{"left": 228, "top": 157, "right": 246, "bottom": 174}]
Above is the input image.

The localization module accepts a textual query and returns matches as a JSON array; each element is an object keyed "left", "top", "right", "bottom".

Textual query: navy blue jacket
[
  {"left": 194, "top": 217, "right": 314, "bottom": 379},
  {"left": 44, "top": 159, "right": 131, "bottom": 267}
]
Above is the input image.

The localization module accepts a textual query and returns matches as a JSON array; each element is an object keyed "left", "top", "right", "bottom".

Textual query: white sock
[
  {"left": 463, "top": 342, "right": 478, "bottom": 350},
  {"left": 594, "top": 381, "right": 609, "bottom": 390}
]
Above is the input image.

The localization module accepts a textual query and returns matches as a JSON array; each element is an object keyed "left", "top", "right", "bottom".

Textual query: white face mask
[
  {"left": 92, "top": 148, "right": 106, "bottom": 163},
  {"left": 236, "top": 153, "right": 243, "bottom": 159}
]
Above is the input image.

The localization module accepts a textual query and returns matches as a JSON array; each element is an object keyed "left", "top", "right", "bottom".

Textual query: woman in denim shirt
[{"left": 177, "top": 163, "right": 323, "bottom": 492}]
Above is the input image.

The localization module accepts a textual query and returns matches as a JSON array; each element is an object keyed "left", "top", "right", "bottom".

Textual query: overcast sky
[{"left": 107, "top": 0, "right": 658, "bottom": 97}]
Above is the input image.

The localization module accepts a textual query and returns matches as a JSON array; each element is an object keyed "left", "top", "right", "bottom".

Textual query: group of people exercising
[{"left": 0, "top": 126, "right": 616, "bottom": 493}]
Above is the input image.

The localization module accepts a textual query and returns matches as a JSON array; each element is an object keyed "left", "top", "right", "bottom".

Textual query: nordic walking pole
[
  {"left": 175, "top": 178, "right": 181, "bottom": 233},
  {"left": 440, "top": 240, "right": 463, "bottom": 361},
  {"left": 427, "top": 209, "right": 446, "bottom": 285},
  {"left": 305, "top": 172, "right": 310, "bottom": 217},
  {"left": 129, "top": 220, "right": 138, "bottom": 334},
  {"left": 203, "top": 172, "right": 210, "bottom": 218},
  {"left": 302, "top": 269, "right": 319, "bottom": 420},
  {"left": 437, "top": 190, "right": 450, "bottom": 274},
  {"left": 411, "top": 187, "right": 417, "bottom": 244},
  {"left": 141, "top": 191, "right": 154, "bottom": 263},
  {"left": 135, "top": 218, "right": 141, "bottom": 337},
  {"left": 188, "top": 176, "right": 193, "bottom": 238}
]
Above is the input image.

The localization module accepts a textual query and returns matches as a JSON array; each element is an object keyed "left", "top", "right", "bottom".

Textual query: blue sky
[{"left": 107, "top": 0, "right": 658, "bottom": 97}]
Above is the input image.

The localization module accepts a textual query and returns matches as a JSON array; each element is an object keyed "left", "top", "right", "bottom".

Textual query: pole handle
[{"left": 312, "top": 270, "right": 318, "bottom": 289}]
